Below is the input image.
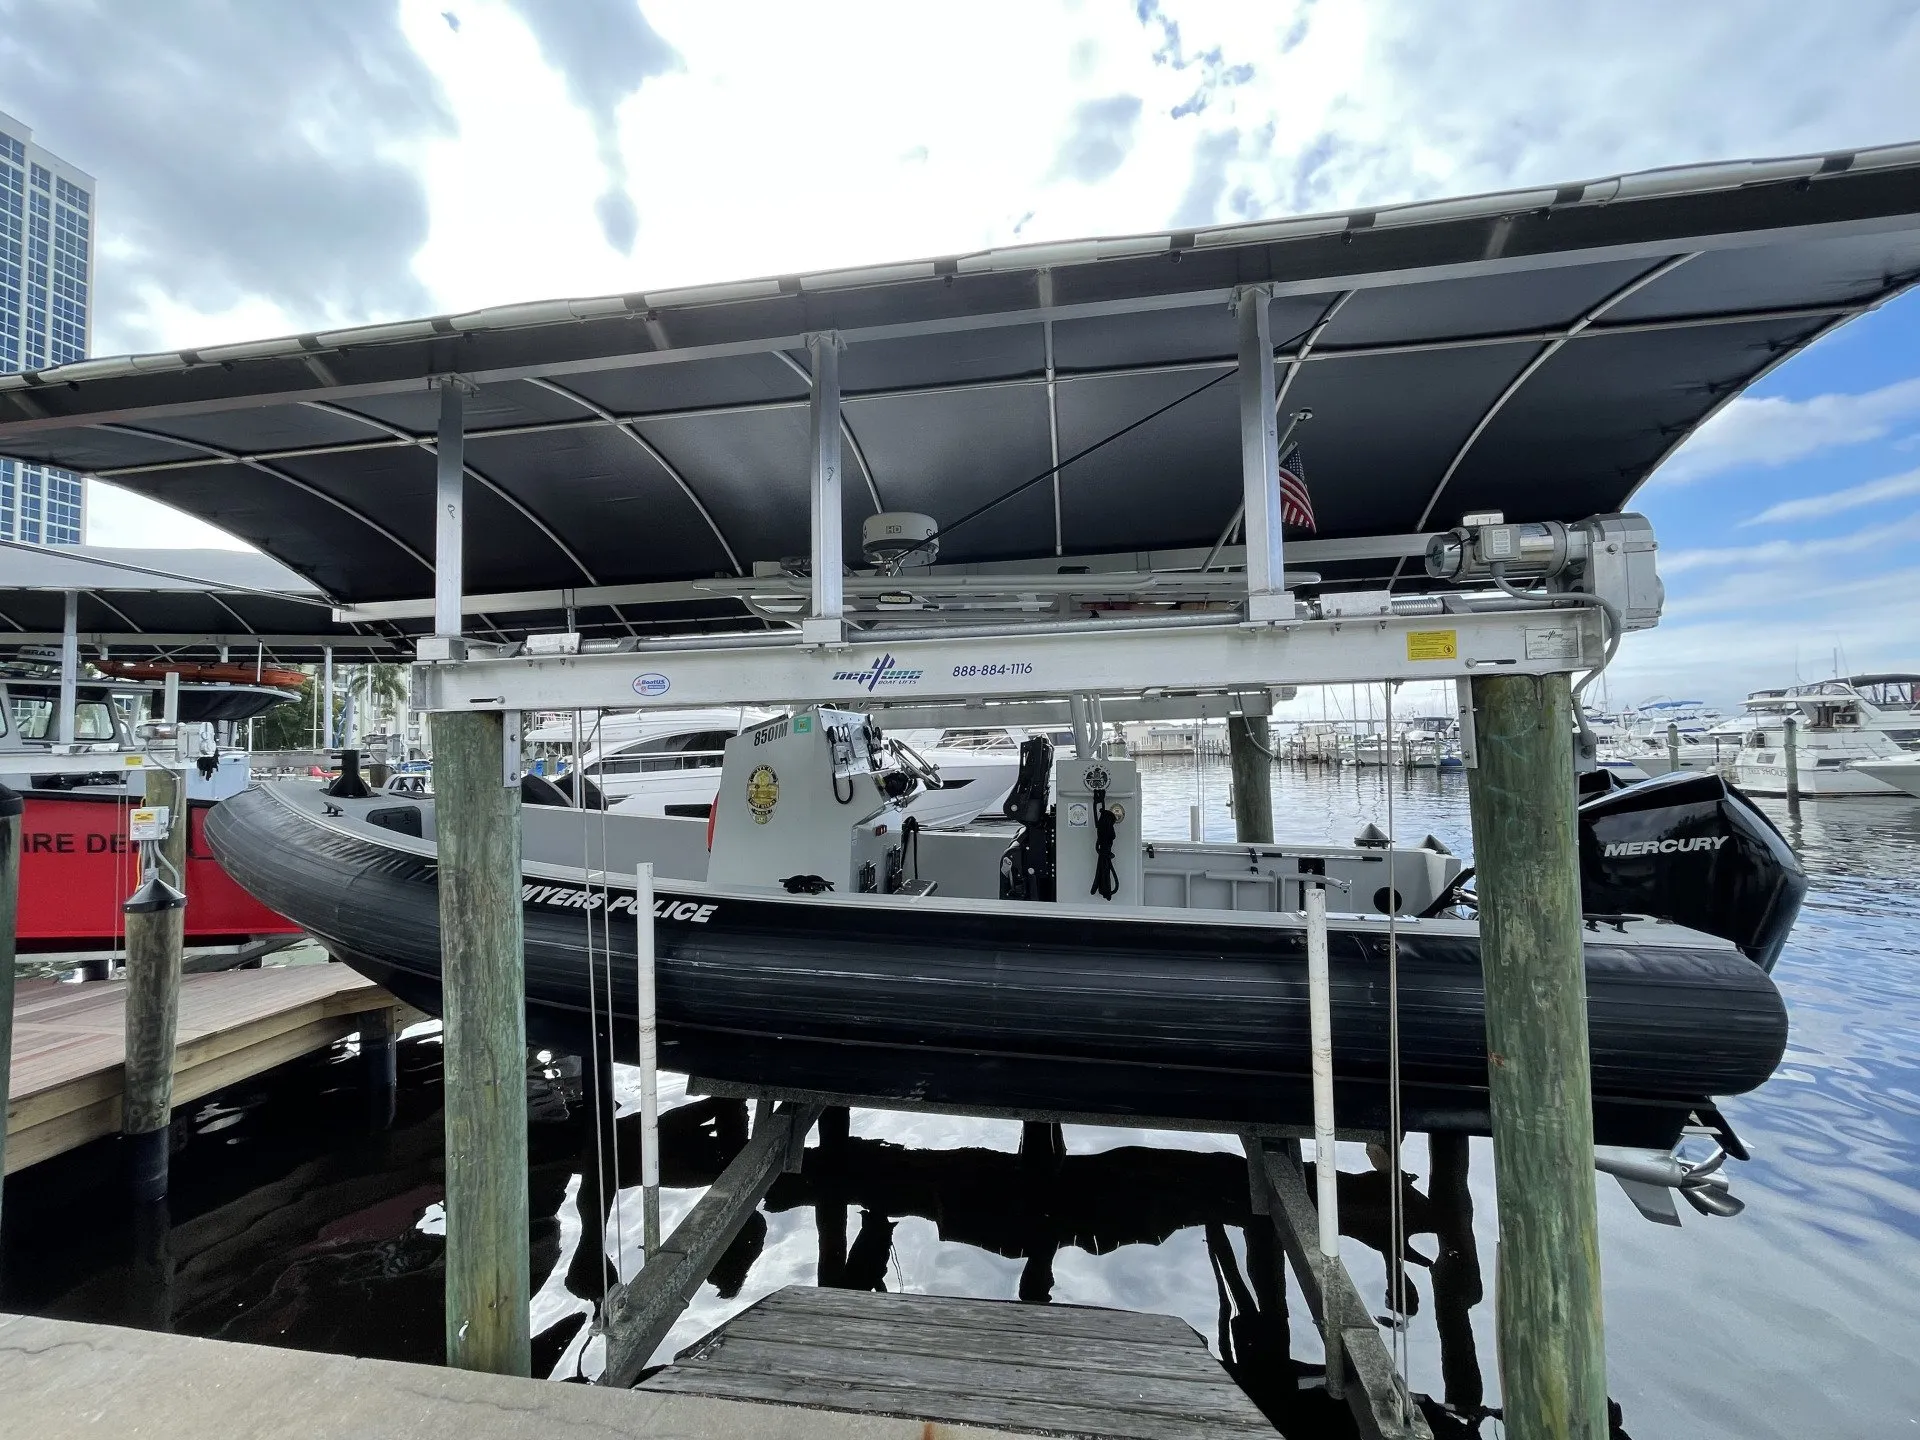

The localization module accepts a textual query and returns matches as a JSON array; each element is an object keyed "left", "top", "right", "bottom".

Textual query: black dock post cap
[
  {"left": 0, "top": 783, "right": 21, "bottom": 818},
  {"left": 123, "top": 874, "right": 188, "bottom": 914}
]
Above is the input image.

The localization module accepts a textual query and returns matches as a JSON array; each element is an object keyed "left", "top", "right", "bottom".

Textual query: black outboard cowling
[{"left": 1579, "top": 771, "right": 1806, "bottom": 971}]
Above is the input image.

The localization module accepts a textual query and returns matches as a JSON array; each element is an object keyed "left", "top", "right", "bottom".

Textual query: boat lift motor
[
  {"left": 1424, "top": 510, "right": 1665, "bottom": 631},
  {"left": 1054, "top": 756, "right": 1143, "bottom": 904},
  {"left": 707, "top": 706, "right": 915, "bottom": 896}
]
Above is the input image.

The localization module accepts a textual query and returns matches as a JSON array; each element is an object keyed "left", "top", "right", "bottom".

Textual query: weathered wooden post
[
  {"left": 1782, "top": 715, "right": 1800, "bottom": 800},
  {"left": 1465, "top": 672, "right": 1607, "bottom": 1439},
  {"left": 0, "top": 785, "right": 20, "bottom": 1235},
  {"left": 362, "top": 1006, "right": 398, "bottom": 1130},
  {"left": 123, "top": 761, "right": 188, "bottom": 1202},
  {"left": 435, "top": 708, "right": 531, "bottom": 1377},
  {"left": 1427, "top": 1131, "right": 1483, "bottom": 1414},
  {"left": 1227, "top": 714, "right": 1274, "bottom": 845},
  {"left": 1665, "top": 721, "right": 1680, "bottom": 773}
]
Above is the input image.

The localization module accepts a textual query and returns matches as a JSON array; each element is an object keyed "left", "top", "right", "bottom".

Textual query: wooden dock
[
  {"left": 0, "top": 1311, "right": 1039, "bottom": 1440},
  {"left": 644, "top": 1285, "right": 1276, "bottom": 1439},
  {"left": 6, "top": 965, "right": 414, "bottom": 1174}
]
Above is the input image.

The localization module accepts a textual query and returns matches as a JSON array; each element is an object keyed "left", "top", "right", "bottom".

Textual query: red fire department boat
[{"left": 4, "top": 672, "right": 302, "bottom": 954}]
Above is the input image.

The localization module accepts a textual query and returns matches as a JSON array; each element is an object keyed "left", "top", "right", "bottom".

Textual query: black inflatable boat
[{"left": 206, "top": 757, "right": 1799, "bottom": 1151}]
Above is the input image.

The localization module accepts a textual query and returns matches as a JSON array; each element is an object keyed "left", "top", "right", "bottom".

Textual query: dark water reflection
[{"left": 3, "top": 761, "right": 1916, "bottom": 1438}]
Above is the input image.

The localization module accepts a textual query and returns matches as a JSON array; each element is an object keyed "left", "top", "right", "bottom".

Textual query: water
[{"left": 4, "top": 759, "right": 1917, "bottom": 1437}]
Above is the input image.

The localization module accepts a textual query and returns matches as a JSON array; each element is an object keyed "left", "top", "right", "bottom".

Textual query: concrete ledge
[{"left": 0, "top": 1312, "right": 1038, "bottom": 1439}]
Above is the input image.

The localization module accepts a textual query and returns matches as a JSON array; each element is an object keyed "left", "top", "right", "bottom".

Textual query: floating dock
[{"left": 5, "top": 965, "right": 414, "bottom": 1174}]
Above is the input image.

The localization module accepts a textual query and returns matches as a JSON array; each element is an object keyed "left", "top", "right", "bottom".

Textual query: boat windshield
[{"left": 5, "top": 694, "right": 118, "bottom": 743}]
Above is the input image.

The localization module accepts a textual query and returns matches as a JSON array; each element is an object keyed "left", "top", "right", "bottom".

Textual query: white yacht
[
  {"left": 1596, "top": 699, "right": 1735, "bottom": 781},
  {"left": 1731, "top": 675, "right": 1920, "bottom": 796},
  {"left": 1850, "top": 754, "right": 1920, "bottom": 797},
  {"left": 525, "top": 709, "right": 1028, "bottom": 830}
]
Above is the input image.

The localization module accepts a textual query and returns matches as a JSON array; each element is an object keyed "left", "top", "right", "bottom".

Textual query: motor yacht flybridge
[{"left": 1732, "top": 675, "right": 1920, "bottom": 796}]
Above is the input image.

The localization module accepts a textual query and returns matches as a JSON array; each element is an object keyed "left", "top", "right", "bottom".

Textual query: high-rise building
[{"left": 0, "top": 108, "right": 93, "bottom": 545}]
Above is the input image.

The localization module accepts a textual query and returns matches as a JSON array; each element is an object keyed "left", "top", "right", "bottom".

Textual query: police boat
[{"left": 207, "top": 706, "right": 1803, "bottom": 1164}]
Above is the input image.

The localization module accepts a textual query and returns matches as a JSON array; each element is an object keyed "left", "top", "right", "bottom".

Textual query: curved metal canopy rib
[
  {"left": 90, "top": 422, "right": 429, "bottom": 586},
  {"left": 1412, "top": 253, "right": 1701, "bottom": 535},
  {"left": 524, "top": 376, "right": 747, "bottom": 578},
  {"left": 301, "top": 400, "right": 604, "bottom": 588}
]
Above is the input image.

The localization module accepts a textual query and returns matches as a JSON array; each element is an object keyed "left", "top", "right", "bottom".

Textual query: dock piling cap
[{"left": 123, "top": 873, "right": 187, "bottom": 914}]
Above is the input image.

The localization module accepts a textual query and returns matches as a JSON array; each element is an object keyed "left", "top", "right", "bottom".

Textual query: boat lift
[{"left": 8, "top": 140, "right": 1920, "bottom": 1438}]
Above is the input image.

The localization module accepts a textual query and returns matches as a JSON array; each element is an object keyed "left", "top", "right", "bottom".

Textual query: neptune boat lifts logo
[{"left": 832, "top": 653, "right": 924, "bottom": 691}]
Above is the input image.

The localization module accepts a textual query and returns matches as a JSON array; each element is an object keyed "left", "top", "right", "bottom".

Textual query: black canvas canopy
[
  {"left": 4, "top": 142, "right": 1919, "bottom": 640},
  {"left": 0, "top": 545, "right": 399, "bottom": 660}
]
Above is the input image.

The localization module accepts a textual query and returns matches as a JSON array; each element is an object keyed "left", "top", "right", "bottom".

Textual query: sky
[{"left": 5, "top": 0, "right": 1920, "bottom": 709}]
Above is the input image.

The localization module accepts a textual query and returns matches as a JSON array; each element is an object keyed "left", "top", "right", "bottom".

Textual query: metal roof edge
[{"left": 6, "top": 138, "right": 1917, "bottom": 397}]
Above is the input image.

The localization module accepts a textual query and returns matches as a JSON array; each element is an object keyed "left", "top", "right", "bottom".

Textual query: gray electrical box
[
  {"left": 708, "top": 708, "right": 909, "bottom": 894},
  {"left": 1053, "top": 756, "right": 1142, "bottom": 904},
  {"left": 1570, "top": 512, "right": 1664, "bottom": 632}
]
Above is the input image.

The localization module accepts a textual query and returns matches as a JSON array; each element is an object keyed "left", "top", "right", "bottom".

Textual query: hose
[{"left": 1090, "top": 787, "right": 1120, "bottom": 900}]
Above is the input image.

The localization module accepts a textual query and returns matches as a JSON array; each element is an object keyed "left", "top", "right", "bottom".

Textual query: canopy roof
[
  {"left": 3, "top": 143, "right": 1919, "bottom": 639},
  {"left": 0, "top": 545, "right": 400, "bottom": 660}
]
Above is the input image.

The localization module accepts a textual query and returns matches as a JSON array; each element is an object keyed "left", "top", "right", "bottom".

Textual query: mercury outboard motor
[{"left": 1579, "top": 770, "right": 1806, "bottom": 971}]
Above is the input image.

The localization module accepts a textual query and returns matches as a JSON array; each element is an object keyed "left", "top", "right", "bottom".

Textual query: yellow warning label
[{"left": 1406, "top": 630, "right": 1459, "bottom": 662}]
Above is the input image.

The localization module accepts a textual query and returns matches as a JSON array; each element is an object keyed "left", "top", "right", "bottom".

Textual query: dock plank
[
  {"left": 6, "top": 966, "right": 414, "bottom": 1174},
  {"left": 645, "top": 1285, "right": 1275, "bottom": 1439},
  {"left": 0, "top": 1311, "right": 1039, "bottom": 1440}
]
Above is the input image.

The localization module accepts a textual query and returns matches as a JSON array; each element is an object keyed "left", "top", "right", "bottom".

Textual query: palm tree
[{"left": 345, "top": 662, "right": 410, "bottom": 748}]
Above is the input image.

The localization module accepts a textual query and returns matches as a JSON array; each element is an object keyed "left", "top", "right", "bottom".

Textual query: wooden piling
[
  {"left": 1427, "top": 1131, "right": 1483, "bottom": 1414},
  {"left": 362, "top": 1007, "right": 398, "bottom": 1130},
  {"left": 1666, "top": 721, "right": 1680, "bottom": 773},
  {"left": 0, "top": 785, "right": 20, "bottom": 1234},
  {"left": 1783, "top": 715, "right": 1800, "bottom": 799},
  {"left": 1227, "top": 715, "right": 1274, "bottom": 845},
  {"left": 433, "top": 709, "right": 531, "bottom": 1378},
  {"left": 123, "top": 763, "right": 188, "bottom": 1202},
  {"left": 1465, "top": 672, "right": 1607, "bottom": 1440}
]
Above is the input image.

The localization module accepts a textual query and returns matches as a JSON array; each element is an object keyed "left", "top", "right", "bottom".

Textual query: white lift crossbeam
[{"left": 410, "top": 605, "right": 1600, "bottom": 714}]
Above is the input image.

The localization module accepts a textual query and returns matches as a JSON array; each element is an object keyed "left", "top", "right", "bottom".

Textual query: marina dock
[
  {"left": 6, "top": 965, "right": 414, "bottom": 1174},
  {"left": 0, "top": 1311, "right": 1044, "bottom": 1440}
]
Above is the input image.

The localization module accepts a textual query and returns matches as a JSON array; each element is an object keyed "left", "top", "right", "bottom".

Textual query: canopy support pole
[
  {"left": 434, "top": 380, "right": 467, "bottom": 643},
  {"left": 1235, "top": 286, "right": 1291, "bottom": 623},
  {"left": 803, "top": 333, "right": 845, "bottom": 645},
  {"left": 322, "top": 647, "right": 334, "bottom": 750},
  {"left": 56, "top": 590, "right": 78, "bottom": 751}
]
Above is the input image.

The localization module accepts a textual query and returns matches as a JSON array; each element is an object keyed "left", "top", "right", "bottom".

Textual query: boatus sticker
[
  {"left": 520, "top": 883, "right": 717, "bottom": 922},
  {"left": 1601, "top": 837, "right": 1729, "bottom": 857}
]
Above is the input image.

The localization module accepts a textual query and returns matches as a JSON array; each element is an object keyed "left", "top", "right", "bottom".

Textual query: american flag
[{"left": 1279, "top": 443, "right": 1315, "bottom": 532}]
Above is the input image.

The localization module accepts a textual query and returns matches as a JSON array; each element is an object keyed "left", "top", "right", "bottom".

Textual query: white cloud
[
  {"left": 1609, "top": 562, "right": 1920, "bottom": 704},
  {"left": 1741, "top": 467, "right": 1920, "bottom": 525},
  {"left": 1659, "top": 512, "right": 1920, "bottom": 575},
  {"left": 1656, "top": 378, "right": 1920, "bottom": 486}
]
